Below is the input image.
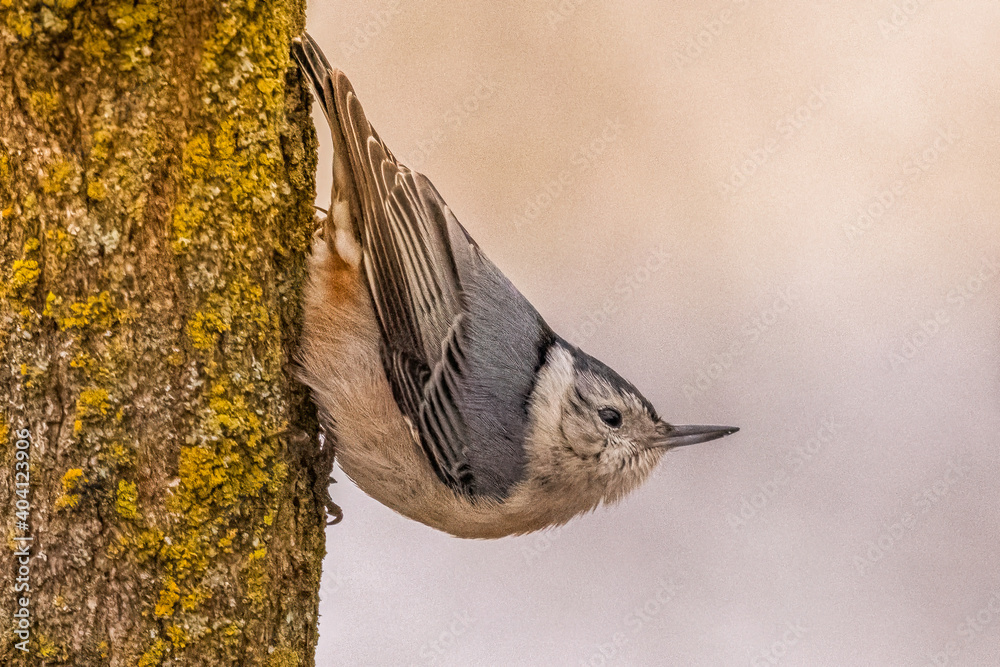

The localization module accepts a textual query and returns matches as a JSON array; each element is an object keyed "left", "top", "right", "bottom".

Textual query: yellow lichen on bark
[{"left": 0, "top": 0, "right": 327, "bottom": 664}]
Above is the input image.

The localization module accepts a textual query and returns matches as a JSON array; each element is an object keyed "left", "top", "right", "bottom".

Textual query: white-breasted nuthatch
[{"left": 292, "top": 33, "right": 738, "bottom": 539}]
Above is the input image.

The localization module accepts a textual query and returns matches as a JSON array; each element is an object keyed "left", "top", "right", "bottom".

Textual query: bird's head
[{"left": 525, "top": 341, "right": 738, "bottom": 511}]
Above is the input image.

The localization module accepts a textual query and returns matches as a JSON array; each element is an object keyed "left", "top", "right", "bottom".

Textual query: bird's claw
[{"left": 320, "top": 473, "right": 343, "bottom": 525}]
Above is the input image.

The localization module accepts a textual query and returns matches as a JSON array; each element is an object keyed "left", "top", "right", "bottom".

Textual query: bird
[{"left": 291, "top": 32, "right": 738, "bottom": 539}]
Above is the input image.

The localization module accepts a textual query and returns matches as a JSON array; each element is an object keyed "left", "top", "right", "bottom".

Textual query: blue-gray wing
[{"left": 293, "top": 33, "right": 553, "bottom": 498}]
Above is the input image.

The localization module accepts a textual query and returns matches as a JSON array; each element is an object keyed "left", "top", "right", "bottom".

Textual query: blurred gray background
[{"left": 304, "top": 1, "right": 1000, "bottom": 664}]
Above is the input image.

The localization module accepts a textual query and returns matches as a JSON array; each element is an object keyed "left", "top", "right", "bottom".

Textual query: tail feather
[
  {"left": 292, "top": 33, "right": 338, "bottom": 128},
  {"left": 292, "top": 32, "right": 366, "bottom": 267}
]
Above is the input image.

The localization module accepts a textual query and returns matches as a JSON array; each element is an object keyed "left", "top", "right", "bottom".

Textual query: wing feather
[{"left": 293, "top": 33, "right": 550, "bottom": 497}]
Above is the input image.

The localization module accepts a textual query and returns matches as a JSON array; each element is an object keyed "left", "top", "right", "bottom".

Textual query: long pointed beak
[{"left": 652, "top": 423, "right": 740, "bottom": 449}]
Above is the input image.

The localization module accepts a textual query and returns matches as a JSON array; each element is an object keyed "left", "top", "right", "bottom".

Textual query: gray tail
[
  {"left": 290, "top": 31, "right": 396, "bottom": 164},
  {"left": 291, "top": 32, "right": 339, "bottom": 125}
]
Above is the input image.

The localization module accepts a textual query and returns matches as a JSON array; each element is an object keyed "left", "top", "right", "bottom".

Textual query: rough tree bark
[{"left": 0, "top": 0, "right": 329, "bottom": 665}]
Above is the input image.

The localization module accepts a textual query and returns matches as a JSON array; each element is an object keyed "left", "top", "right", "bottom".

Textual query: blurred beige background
[{"left": 304, "top": 1, "right": 1000, "bottom": 664}]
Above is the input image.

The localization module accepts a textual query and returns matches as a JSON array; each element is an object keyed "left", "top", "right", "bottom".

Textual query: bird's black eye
[{"left": 598, "top": 408, "right": 622, "bottom": 429}]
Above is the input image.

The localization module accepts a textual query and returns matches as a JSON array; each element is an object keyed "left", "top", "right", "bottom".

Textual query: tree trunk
[{"left": 0, "top": 0, "right": 328, "bottom": 665}]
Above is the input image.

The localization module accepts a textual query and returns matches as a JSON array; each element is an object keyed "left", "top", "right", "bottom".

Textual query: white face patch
[
  {"left": 531, "top": 345, "right": 576, "bottom": 416},
  {"left": 522, "top": 345, "right": 577, "bottom": 456}
]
